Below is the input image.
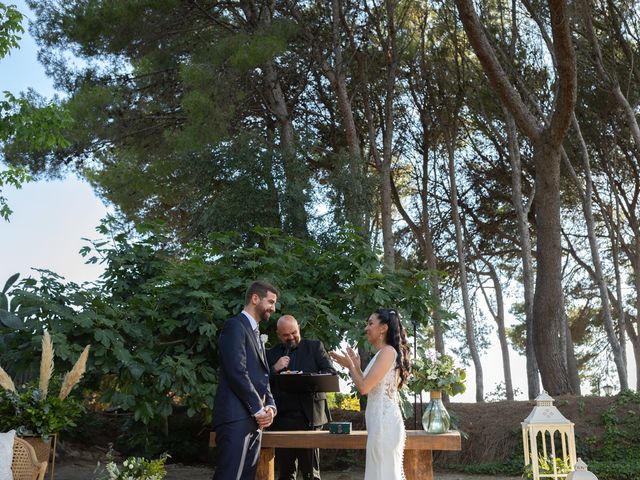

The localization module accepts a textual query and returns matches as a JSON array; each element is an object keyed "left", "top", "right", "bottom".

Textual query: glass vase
[{"left": 422, "top": 390, "right": 450, "bottom": 433}]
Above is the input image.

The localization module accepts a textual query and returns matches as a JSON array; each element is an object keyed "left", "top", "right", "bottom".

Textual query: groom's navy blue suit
[{"left": 213, "top": 312, "right": 276, "bottom": 480}]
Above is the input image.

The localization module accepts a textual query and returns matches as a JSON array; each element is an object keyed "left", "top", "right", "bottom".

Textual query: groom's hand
[{"left": 255, "top": 408, "right": 274, "bottom": 429}]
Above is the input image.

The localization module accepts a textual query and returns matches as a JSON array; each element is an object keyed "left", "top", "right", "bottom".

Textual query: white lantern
[
  {"left": 566, "top": 459, "right": 598, "bottom": 480},
  {"left": 521, "top": 392, "right": 577, "bottom": 480}
]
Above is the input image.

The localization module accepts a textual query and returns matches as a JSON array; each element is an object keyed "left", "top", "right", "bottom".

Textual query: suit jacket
[
  {"left": 213, "top": 312, "right": 275, "bottom": 428},
  {"left": 266, "top": 339, "right": 336, "bottom": 428}
]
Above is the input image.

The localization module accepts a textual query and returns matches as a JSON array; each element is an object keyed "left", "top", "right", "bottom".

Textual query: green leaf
[
  {"left": 2, "top": 273, "right": 19, "bottom": 294},
  {"left": 0, "top": 310, "right": 25, "bottom": 329}
]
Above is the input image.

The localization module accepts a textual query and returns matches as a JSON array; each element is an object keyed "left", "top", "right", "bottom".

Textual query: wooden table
[{"left": 210, "top": 429, "right": 461, "bottom": 479}]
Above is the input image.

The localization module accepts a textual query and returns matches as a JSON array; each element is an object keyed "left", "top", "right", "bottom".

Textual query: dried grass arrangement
[{"left": 0, "top": 331, "right": 91, "bottom": 439}]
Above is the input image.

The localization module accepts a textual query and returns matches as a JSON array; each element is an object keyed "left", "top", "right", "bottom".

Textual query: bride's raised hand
[
  {"left": 346, "top": 346, "right": 360, "bottom": 366},
  {"left": 329, "top": 350, "right": 353, "bottom": 369}
]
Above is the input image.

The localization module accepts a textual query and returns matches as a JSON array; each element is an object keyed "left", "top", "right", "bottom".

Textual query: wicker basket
[{"left": 21, "top": 434, "right": 57, "bottom": 480}]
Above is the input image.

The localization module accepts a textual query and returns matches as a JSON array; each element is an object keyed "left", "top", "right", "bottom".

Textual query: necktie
[{"left": 254, "top": 328, "right": 265, "bottom": 358}]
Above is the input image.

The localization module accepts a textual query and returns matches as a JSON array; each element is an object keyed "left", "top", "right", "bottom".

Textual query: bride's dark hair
[{"left": 374, "top": 308, "right": 411, "bottom": 388}]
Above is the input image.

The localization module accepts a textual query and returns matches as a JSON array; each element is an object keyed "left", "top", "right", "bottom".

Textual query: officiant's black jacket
[{"left": 266, "top": 338, "right": 336, "bottom": 428}]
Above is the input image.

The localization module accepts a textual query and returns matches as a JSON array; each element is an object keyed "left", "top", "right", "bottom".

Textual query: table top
[{"left": 210, "top": 430, "right": 461, "bottom": 450}]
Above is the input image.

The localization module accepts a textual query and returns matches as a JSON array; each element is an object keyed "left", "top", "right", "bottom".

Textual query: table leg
[
  {"left": 256, "top": 447, "right": 275, "bottom": 480},
  {"left": 404, "top": 449, "right": 433, "bottom": 480}
]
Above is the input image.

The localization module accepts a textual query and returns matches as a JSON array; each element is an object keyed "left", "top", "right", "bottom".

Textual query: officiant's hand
[{"left": 274, "top": 355, "right": 290, "bottom": 372}]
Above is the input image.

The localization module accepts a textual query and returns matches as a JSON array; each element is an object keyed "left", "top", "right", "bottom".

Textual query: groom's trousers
[{"left": 213, "top": 417, "right": 262, "bottom": 480}]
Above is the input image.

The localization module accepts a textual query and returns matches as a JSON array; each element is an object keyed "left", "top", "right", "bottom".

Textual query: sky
[
  {"left": 1, "top": 1, "right": 633, "bottom": 403},
  {"left": 0, "top": 1, "right": 110, "bottom": 287}
]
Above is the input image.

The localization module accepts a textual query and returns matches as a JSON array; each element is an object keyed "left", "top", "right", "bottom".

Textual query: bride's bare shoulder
[
  {"left": 377, "top": 345, "right": 396, "bottom": 363},
  {"left": 381, "top": 345, "right": 396, "bottom": 355}
]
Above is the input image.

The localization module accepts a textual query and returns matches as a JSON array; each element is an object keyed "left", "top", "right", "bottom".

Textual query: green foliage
[
  {"left": 97, "top": 447, "right": 169, "bottom": 480},
  {"left": 0, "top": 2, "right": 23, "bottom": 59},
  {"left": 327, "top": 392, "right": 360, "bottom": 411},
  {"left": 408, "top": 350, "right": 466, "bottom": 397},
  {"left": 597, "top": 390, "right": 640, "bottom": 462},
  {"left": 0, "top": 379, "right": 84, "bottom": 439},
  {"left": 0, "top": 91, "right": 72, "bottom": 151},
  {"left": 0, "top": 3, "right": 71, "bottom": 187},
  {"left": 587, "top": 459, "right": 640, "bottom": 480},
  {"left": 0, "top": 222, "right": 436, "bottom": 454},
  {"left": 0, "top": 271, "right": 26, "bottom": 327},
  {"left": 0, "top": 166, "right": 31, "bottom": 221}
]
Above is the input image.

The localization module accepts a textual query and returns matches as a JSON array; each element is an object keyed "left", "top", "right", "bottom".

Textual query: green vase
[{"left": 422, "top": 390, "right": 450, "bottom": 433}]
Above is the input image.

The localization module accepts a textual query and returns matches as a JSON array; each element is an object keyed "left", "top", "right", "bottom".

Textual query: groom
[{"left": 212, "top": 280, "right": 279, "bottom": 480}]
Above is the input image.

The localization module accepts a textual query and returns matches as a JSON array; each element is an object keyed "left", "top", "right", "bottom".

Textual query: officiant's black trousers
[{"left": 272, "top": 413, "right": 322, "bottom": 480}]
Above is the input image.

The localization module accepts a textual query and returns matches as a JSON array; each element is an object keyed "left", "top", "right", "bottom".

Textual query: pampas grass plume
[
  {"left": 0, "top": 365, "right": 16, "bottom": 393},
  {"left": 59, "top": 344, "right": 90, "bottom": 400},
  {"left": 39, "top": 330, "right": 55, "bottom": 398}
]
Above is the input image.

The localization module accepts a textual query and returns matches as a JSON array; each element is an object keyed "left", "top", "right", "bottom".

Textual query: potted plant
[
  {"left": 0, "top": 331, "right": 90, "bottom": 478},
  {"left": 408, "top": 350, "right": 466, "bottom": 433}
]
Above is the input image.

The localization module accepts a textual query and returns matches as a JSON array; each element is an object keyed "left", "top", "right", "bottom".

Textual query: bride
[{"left": 330, "top": 308, "right": 411, "bottom": 480}]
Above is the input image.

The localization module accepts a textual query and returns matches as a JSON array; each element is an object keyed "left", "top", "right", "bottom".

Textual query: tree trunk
[
  {"left": 486, "top": 263, "right": 514, "bottom": 400},
  {"left": 632, "top": 233, "right": 640, "bottom": 389},
  {"left": 610, "top": 204, "right": 628, "bottom": 372},
  {"left": 563, "top": 115, "right": 628, "bottom": 389},
  {"left": 446, "top": 137, "right": 484, "bottom": 402},
  {"left": 244, "top": 0, "right": 309, "bottom": 237},
  {"left": 504, "top": 108, "right": 540, "bottom": 399},
  {"left": 262, "top": 62, "right": 309, "bottom": 238},
  {"left": 317, "top": 0, "right": 366, "bottom": 231},
  {"left": 379, "top": 0, "right": 398, "bottom": 270},
  {"left": 532, "top": 141, "right": 575, "bottom": 395},
  {"left": 362, "top": 0, "right": 399, "bottom": 270}
]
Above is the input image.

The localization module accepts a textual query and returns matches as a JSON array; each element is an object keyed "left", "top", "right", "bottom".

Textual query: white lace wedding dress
[{"left": 363, "top": 349, "right": 406, "bottom": 480}]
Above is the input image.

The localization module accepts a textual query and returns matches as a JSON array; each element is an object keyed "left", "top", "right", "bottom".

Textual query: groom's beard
[{"left": 258, "top": 305, "right": 272, "bottom": 322}]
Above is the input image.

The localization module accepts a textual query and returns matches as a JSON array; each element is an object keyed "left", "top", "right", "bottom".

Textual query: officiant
[{"left": 266, "top": 314, "right": 336, "bottom": 480}]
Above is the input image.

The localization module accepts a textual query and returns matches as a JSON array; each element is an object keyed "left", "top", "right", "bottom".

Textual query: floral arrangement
[
  {"left": 0, "top": 331, "right": 90, "bottom": 439},
  {"left": 408, "top": 350, "right": 466, "bottom": 397},
  {"left": 97, "top": 449, "right": 169, "bottom": 480}
]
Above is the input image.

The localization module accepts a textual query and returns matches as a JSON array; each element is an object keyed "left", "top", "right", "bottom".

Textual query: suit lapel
[{"left": 240, "top": 313, "right": 268, "bottom": 370}]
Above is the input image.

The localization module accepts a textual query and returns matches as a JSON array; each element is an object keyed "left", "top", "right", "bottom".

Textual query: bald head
[{"left": 277, "top": 315, "right": 301, "bottom": 347}]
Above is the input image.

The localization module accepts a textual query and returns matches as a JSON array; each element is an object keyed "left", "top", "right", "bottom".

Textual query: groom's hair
[{"left": 245, "top": 280, "right": 280, "bottom": 304}]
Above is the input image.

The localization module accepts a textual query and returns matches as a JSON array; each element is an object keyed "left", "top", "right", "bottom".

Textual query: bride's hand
[
  {"left": 346, "top": 346, "right": 360, "bottom": 366},
  {"left": 329, "top": 350, "right": 353, "bottom": 369}
]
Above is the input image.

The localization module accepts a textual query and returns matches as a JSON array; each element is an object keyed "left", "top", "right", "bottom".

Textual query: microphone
[{"left": 283, "top": 340, "right": 295, "bottom": 371}]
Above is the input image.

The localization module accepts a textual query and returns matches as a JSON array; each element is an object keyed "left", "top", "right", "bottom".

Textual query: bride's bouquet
[{"left": 408, "top": 350, "right": 466, "bottom": 397}]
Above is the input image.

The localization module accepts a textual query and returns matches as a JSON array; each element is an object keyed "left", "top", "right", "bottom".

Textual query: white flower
[{"left": 260, "top": 334, "right": 268, "bottom": 345}]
